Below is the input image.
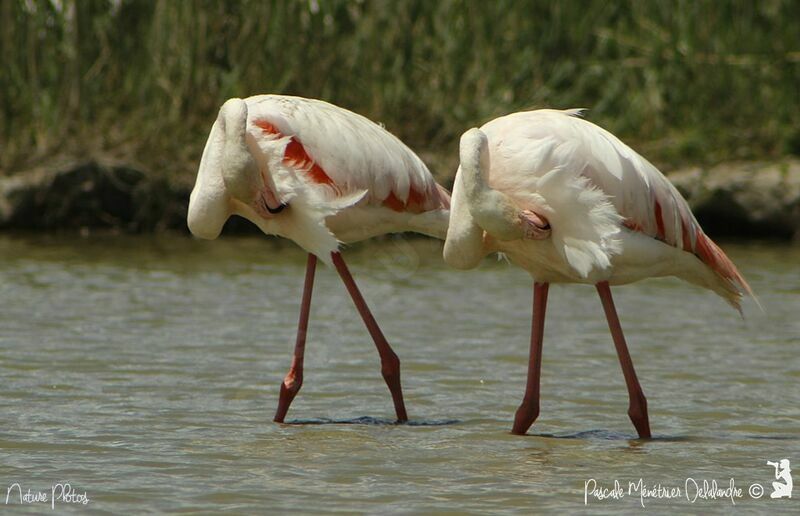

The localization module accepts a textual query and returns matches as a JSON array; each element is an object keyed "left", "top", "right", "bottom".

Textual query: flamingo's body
[
  {"left": 189, "top": 95, "right": 450, "bottom": 255},
  {"left": 188, "top": 95, "right": 449, "bottom": 422},
  {"left": 444, "top": 109, "right": 753, "bottom": 437}
]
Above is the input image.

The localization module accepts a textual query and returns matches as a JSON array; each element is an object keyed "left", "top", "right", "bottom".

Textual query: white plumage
[
  {"left": 188, "top": 95, "right": 449, "bottom": 263},
  {"left": 444, "top": 109, "right": 756, "bottom": 437},
  {"left": 187, "top": 94, "right": 450, "bottom": 424},
  {"left": 445, "top": 109, "right": 752, "bottom": 309}
]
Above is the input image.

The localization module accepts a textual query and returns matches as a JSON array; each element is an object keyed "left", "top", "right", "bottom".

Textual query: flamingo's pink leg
[
  {"left": 274, "top": 253, "right": 317, "bottom": 423},
  {"left": 595, "top": 281, "right": 652, "bottom": 438},
  {"left": 512, "top": 282, "right": 550, "bottom": 435},
  {"left": 331, "top": 252, "right": 408, "bottom": 423}
]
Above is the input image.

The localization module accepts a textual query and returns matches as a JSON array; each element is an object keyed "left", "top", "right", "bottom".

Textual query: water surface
[{"left": 1, "top": 234, "right": 798, "bottom": 513}]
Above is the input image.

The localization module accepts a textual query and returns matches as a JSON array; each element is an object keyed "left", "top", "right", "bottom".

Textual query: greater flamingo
[
  {"left": 188, "top": 95, "right": 450, "bottom": 423},
  {"left": 443, "top": 109, "right": 755, "bottom": 438}
]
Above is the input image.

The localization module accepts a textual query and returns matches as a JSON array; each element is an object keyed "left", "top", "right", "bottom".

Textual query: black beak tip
[{"left": 267, "top": 203, "right": 288, "bottom": 215}]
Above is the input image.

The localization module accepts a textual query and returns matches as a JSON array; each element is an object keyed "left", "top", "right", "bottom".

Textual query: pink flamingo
[
  {"left": 444, "top": 109, "right": 755, "bottom": 438},
  {"left": 188, "top": 95, "right": 450, "bottom": 423}
]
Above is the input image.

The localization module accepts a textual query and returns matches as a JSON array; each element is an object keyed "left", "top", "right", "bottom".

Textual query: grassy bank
[{"left": 2, "top": 0, "right": 799, "bottom": 183}]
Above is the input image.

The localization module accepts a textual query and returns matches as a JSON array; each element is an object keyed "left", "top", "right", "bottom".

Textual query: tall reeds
[{"left": 2, "top": 0, "right": 798, "bottom": 180}]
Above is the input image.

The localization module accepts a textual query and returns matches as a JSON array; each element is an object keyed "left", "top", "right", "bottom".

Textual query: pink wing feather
[
  {"left": 562, "top": 111, "right": 754, "bottom": 299},
  {"left": 483, "top": 109, "right": 752, "bottom": 299},
  {"left": 243, "top": 95, "right": 448, "bottom": 214}
]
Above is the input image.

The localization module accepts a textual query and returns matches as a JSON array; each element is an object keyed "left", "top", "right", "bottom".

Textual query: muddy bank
[
  {"left": 669, "top": 160, "right": 800, "bottom": 240},
  {"left": 1, "top": 159, "right": 798, "bottom": 239},
  {"left": 0, "top": 160, "right": 188, "bottom": 233}
]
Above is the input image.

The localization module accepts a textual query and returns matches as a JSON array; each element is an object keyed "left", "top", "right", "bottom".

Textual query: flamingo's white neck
[
  {"left": 187, "top": 117, "right": 232, "bottom": 240},
  {"left": 442, "top": 164, "right": 485, "bottom": 269},
  {"left": 220, "top": 98, "right": 263, "bottom": 206},
  {"left": 443, "top": 128, "right": 515, "bottom": 269},
  {"left": 459, "top": 128, "right": 524, "bottom": 241}
]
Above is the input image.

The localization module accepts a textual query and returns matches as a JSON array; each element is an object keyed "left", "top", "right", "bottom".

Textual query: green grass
[{"left": 2, "top": 0, "right": 799, "bottom": 184}]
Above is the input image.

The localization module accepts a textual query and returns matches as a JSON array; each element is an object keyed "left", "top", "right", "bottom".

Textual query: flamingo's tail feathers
[{"left": 695, "top": 232, "right": 762, "bottom": 314}]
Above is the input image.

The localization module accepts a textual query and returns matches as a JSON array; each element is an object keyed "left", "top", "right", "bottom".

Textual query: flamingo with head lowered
[
  {"left": 444, "top": 109, "right": 755, "bottom": 438},
  {"left": 188, "top": 95, "right": 450, "bottom": 423}
]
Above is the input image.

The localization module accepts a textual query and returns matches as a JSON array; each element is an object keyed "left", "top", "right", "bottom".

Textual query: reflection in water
[
  {"left": 0, "top": 234, "right": 798, "bottom": 512},
  {"left": 283, "top": 416, "right": 461, "bottom": 426}
]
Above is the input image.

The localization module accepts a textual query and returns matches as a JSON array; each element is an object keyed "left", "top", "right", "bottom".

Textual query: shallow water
[{"left": 0, "top": 234, "right": 798, "bottom": 513}]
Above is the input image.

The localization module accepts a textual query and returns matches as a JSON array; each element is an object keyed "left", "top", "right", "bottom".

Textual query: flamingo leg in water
[
  {"left": 274, "top": 253, "right": 317, "bottom": 423},
  {"left": 331, "top": 252, "right": 408, "bottom": 423},
  {"left": 512, "top": 282, "right": 550, "bottom": 435},
  {"left": 596, "top": 281, "right": 652, "bottom": 439}
]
